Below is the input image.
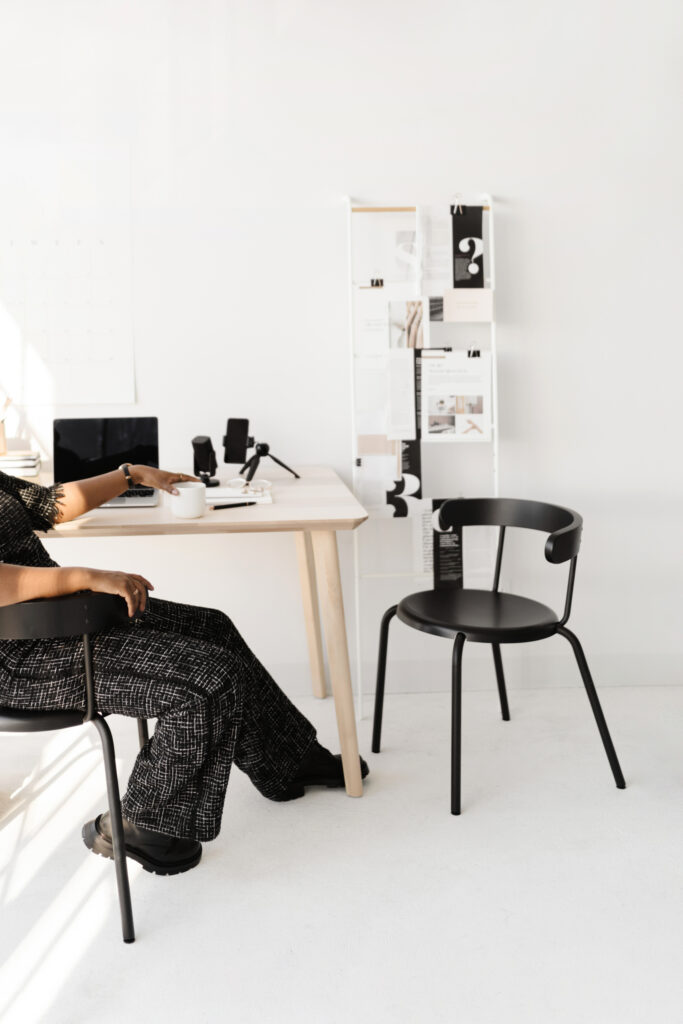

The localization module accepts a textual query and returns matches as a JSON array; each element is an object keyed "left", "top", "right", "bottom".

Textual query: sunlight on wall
[
  {"left": 22, "top": 339, "right": 56, "bottom": 409},
  {"left": 0, "top": 302, "right": 24, "bottom": 402},
  {"left": 0, "top": 298, "right": 55, "bottom": 456}
]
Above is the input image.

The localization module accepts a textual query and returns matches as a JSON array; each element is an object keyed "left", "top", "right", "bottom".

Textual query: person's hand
[
  {"left": 129, "top": 466, "right": 199, "bottom": 495},
  {"left": 84, "top": 569, "right": 154, "bottom": 618}
]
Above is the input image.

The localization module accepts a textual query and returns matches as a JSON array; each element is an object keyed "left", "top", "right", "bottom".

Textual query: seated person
[{"left": 0, "top": 466, "right": 368, "bottom": 875}]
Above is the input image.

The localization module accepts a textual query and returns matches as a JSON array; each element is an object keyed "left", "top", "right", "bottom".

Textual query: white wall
[{"left": 1, "top": 0, "right": 681, "bottom": 697}]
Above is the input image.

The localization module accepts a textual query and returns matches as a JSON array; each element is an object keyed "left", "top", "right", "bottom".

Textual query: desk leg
[
  {"left": 295, "top": 531, "right": 327, "bottom": 699},
  {"left": 311, "top": 530, "right": 363, "bottom": 797}
]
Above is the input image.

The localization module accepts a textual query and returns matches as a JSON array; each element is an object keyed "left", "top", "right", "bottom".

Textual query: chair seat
[
  {"left": 0, "top": 707, "right": 85, "bottom": 733},
  {"left": 397, "top": 588, "right": 559, "bottom": 643}
]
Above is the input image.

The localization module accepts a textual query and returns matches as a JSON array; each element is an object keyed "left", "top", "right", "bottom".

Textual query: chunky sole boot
[
  {"left": 270, "top": 752, "right": 370, "bottom": 802},
  {"left": 82, "top": 814, "right": 202, "bottom": 876}
]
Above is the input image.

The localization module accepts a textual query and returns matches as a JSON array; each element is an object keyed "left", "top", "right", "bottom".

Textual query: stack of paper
[
  {"left": 0, "top": 450, "right": 41, "bottom": 478},
  {"left": 205, "top": 486, "right": 273, "bottom": 505}
]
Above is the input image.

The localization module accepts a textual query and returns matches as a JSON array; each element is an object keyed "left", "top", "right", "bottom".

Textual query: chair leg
[
  {"left": 372, "top": 606, "right": 397, "bottom": 754},
  {"left": 451, "top": 633, "right": 466, "bottom": 815},
  {"left": 137, "top": 718, "right": 149, "bottom": 749},
  {"left": 491, "top": 643, "right": 511, "bottom": 721},
  {"left": 91, "top": 716, "right": 135, "bottom": 943},
  {"left": 557, "top": 625, "right": 626, "bottom": 790}
]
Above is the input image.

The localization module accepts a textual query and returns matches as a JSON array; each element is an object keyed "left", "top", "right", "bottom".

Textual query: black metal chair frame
[
  {"left": 0, "top": 592, "right": 150, "bottom": 943},
  {"left": 372, "top": 498, "right": 626, "bottom": 815}
]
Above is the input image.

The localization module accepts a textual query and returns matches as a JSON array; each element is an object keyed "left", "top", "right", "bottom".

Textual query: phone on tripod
[
  {"left": 223, "top": 419, "right": 252, "bottom": 464},
  {"left": 222, "top": 418, "right": 299, "bottom": 482}
]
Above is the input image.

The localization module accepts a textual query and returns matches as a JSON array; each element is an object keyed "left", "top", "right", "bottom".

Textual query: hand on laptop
[
  {"left": 129, "top": 466, "right": 199, "bottom": 496},
  {"left": 50, "top": 463, "right": 201, "bottom": 523}
]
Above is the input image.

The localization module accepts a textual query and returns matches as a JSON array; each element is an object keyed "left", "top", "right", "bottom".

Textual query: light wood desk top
[{"left": 47, "top": 465, "right": 368, "bottom": 539}]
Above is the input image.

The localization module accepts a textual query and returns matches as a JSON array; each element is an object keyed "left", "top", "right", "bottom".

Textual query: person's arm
[
  {"left": 54, "top": 465, "right": 196, "bottom": 524},
  {"left": 0, "top": 562, "right": 154, "bottom": 618}
]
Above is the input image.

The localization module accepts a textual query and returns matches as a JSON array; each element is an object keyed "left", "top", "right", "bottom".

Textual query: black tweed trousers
[{"left": 1, "top": 598, "right": 317, "bottom": 841}]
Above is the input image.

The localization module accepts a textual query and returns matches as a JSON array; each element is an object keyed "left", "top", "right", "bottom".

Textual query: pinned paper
[{"left": 443, "top": 288, "right": 493, "bottom": 323}]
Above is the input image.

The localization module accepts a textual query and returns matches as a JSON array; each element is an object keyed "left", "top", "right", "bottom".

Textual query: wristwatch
[{"left": 119, "top": 463, "right": 134, "bottom": 487}]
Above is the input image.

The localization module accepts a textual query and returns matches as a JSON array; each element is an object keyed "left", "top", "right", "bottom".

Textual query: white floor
[{"left": 0, "top": 684, "right": 682, "bottom": 1024}]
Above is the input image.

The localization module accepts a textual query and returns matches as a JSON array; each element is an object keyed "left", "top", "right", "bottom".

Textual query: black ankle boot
[
  {"left": 82, "top": 812, "right": 202, "bottom": 875},
  {"left": 270, "top": 742, "right": 370, "bottom": 801}
]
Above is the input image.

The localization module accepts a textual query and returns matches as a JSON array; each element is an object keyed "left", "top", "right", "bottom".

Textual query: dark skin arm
[
  {"left": 1, "top": 464, "right": 198, "bottom": 616},
  {"left": 53, "top": 464, "right": 196, "bottom": 523},
  {"left": 0, "top": 563, "right": 153, "bottom": 618}
]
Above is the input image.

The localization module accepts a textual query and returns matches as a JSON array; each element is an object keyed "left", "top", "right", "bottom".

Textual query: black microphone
[{"left": 191, "top": 436, "right": 219, "bottom": 487}]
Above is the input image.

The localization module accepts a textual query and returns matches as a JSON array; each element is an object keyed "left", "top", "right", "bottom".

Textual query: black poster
[
  {"left": 386, "top": 350, "right": 422, "bottom": 517},
  {"left": 450, "top": 205, "right": 484, "bottom": 288},
  {"left": 432, "top": 498, "right": 463, "bottom": 591}
]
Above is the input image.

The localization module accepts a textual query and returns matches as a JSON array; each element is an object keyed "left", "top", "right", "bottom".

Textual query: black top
[
  {"left": 437, "top": 497, "right": 583, "bottom": 563},
  {"left": 0, "top": 472, "right": 64, "bottom": 569}
]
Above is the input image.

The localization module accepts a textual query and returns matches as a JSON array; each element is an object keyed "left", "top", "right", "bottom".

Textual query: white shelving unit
[{"left": 346, "top": 194, "right": 499, "bottom": 714}]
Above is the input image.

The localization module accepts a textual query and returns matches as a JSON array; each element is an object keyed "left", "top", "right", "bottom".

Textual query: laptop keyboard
[{"left": 123, "top": 487, "right": 155, "bottom": 497}]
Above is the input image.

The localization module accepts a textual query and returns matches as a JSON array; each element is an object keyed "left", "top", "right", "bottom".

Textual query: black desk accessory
[
  {"left": 209, "top": 501, "right": 257, "bottom": 511},
  {"left": 222, "top": 418, "right": 300, "bottom": 484},
  {"left": 54, "top": 416, "right": 160, "bottom": 508},
  {"left": 192, "top": 436, "right": 220, "bottom": 487}
]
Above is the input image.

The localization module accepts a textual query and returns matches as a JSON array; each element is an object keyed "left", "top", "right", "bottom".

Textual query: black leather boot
[
  {"left": 270, "top": 741, "right": 370, "bottom": 801},
  {"left": 82, "top": 812, "right": 202, "bottom": 875}
]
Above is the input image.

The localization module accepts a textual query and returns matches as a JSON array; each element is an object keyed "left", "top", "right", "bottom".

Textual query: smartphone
[{"left": 223, "top": 418, "right": 251, "bottom": 463}]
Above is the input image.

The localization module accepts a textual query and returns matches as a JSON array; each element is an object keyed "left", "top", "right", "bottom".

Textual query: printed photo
[
  {"left": 420, "top": 351, "right": 492, "bottom": 442},
  {"left": 455, "top": 395, "right": 483, "bottom": 415},
  {"left": 428, "top": 297, "right": 444, "bottom": 322},
  {"left": 428, "top": 395, "right": 456, "bottom": 415},
  {"left": 389, "top": 300, "right": 424, "bottom": 349},
  {"left": 428, "top": 415, "right": 456, "bottom": 435}
]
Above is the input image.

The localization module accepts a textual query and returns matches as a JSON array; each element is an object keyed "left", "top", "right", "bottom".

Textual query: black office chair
[
  {"left": 0, "top": 592, "right": 150, "bottom": 943},
  {"left": 372, "top": 498, "right": 626, "bottom": 814}
]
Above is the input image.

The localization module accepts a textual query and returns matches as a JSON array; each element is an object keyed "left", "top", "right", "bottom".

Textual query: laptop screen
[{"left": 53, "top": 417, "right": 159, "bottom": 484}]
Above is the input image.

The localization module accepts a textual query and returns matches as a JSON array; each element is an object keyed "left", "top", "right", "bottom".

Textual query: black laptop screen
[{"left": 53, "top": 417, "right": 159, "bottom": 484}]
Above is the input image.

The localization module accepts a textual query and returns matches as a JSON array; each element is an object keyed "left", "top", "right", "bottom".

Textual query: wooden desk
[{"left": 47, "top": 466, "right": 369, "bottom": 796}]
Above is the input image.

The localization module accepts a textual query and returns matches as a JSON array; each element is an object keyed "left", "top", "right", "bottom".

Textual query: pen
[{"left": 209, "top": 501, "right": 258, "bottom": 511}]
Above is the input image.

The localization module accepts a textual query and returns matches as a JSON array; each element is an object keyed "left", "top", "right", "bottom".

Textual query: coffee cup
[{"left": 170, "top": 480, "right": 206, "bottom": 518}]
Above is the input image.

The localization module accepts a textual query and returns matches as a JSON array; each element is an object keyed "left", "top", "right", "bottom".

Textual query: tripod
[{"left": 240, "top": 442, "right": 300, "bottom": 483}]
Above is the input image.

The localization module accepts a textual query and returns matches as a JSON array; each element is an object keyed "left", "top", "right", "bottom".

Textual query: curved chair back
[
  {"left": 0, "top": 592, "right": 130, "bottom": 722},
  {"left": 0, "top": 592, "right": 129, "bottom": 641},
  {"left": 437, "top": 498, "right": 583, "bottom": 564},
  {"left": 0, "top": 590, "right": 136, "bottom": 942}
]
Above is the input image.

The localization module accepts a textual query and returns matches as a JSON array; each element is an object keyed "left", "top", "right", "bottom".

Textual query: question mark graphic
[{"left": 458, "top": 237, "right": 484, "bottom": 275}]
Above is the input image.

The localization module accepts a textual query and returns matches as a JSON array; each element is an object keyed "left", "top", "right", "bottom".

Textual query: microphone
[{"left": 191, "top": 436, "right": 219, "bottom": 487}]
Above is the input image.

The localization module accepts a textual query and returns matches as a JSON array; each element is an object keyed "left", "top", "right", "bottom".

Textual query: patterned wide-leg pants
[{"left": 0, "top": 598, "right": 317, "bottom": 840}]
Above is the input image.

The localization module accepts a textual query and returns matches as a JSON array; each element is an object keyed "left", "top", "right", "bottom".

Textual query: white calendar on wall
[{"left": 0, "top": 143, "right": 136, "bottom": 405}]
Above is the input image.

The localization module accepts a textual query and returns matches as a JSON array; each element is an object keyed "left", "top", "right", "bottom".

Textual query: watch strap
[{"left": 119, "top": 463, "right": 134, "bottom": 487}]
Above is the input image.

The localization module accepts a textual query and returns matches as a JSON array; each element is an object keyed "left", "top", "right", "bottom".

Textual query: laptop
[{"left": 53, "top": 417, "right": 160, "bottom": 507}]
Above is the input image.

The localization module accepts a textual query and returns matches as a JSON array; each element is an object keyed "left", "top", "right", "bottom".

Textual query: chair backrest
[
  {"left": 0, "top": 592, "right": 129, "bottom": 641},
  {"left": 437, "top": 497, "right": 583, "bottom": 564}
]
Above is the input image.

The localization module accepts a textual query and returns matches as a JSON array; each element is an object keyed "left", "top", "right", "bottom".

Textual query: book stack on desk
[
  {"left": 0, "top": 450, "right": 41, "bottom": 478},
  {"left": 207, "top": 486, "right": 273, "bottom": 505}
]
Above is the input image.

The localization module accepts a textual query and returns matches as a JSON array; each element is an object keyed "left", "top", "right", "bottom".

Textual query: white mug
[{"left": 170, "top": 480, "right": 206, "bottom": 519}]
